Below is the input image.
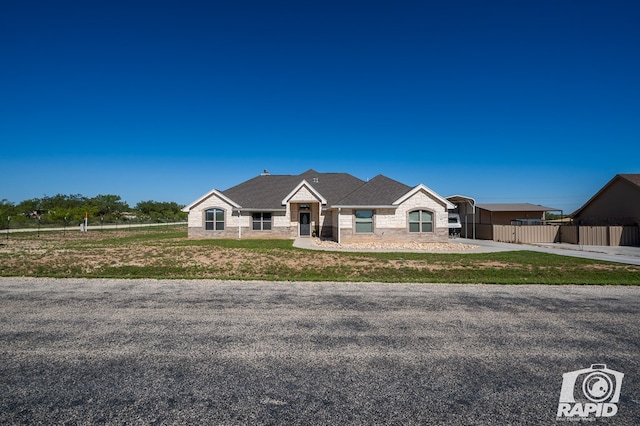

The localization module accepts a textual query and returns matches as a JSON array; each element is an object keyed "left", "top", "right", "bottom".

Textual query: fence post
[{"left": 558, "top": 225, "right": 563, "bottom": 243}]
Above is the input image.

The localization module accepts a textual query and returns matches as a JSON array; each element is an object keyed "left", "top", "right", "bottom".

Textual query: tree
[
  {"left": 135, "top": 200, "right": 187, "bottom": 221},
  {"left": 5, "top": 194, "right": 186, "bottom": 226},
  {"left": 91, "top": 194, "right": 130, "bottom": 217},
  {"left": 0, "top": 199, "right": 16, "bottom": 229}
]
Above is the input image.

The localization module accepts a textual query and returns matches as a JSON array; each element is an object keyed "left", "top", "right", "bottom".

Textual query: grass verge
[{"left": 0, "top": 226, "right": 638, "bottom": 284}]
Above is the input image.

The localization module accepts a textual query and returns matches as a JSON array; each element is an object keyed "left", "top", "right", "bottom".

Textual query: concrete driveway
[
  {"left": 1, "top": 278, "right": 638, "bottom": 425},
  {"left": 460, "top": 238, "right": 640, "bottom": 265},
  {"left": 295, "top": 237, "right": 640, "bottom": 265}
]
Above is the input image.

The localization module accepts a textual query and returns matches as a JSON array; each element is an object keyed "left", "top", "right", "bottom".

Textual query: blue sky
[{"left": 2, "top": 1, "right": 638, "bottom": 214}]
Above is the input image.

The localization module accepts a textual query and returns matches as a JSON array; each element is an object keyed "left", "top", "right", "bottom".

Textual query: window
[
  {"left": 205, "top": 208, "right": 225, "bottom": 230},
  {"left": 409, "top": 210, "right": 433, "bottom": 232},
  {"left": 355, "top": 210, "right": 374, "bottom": 233},
  {"left": 252, "top": 212, "right": 272, "bottom": 231}
]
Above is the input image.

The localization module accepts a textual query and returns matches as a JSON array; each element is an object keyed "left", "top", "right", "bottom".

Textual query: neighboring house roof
[
  {"left": 476, "top": 203, "right": 557, "bottom": 212},
  {"left": 620, "top": 174, "right": 640, "bottom": 187},
  {"left": 571, "top": 173, "right": 640, "bottom": 218}
]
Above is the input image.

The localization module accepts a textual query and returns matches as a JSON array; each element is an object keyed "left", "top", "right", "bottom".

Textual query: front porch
[{"left": 289, "top": 202, "right": 324, "bottom": 237}]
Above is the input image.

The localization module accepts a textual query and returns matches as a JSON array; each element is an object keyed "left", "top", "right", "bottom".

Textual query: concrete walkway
[{"left": 294, "top": 237, "right": 640, "bottom": 265}]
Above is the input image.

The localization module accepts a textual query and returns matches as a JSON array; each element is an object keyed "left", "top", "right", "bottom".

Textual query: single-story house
[
  {"left": 182, "top": 169, "right": 455, "bottom": 243},
  {"left": 571, "top": 174, "right": 640, "bottom": 226}
]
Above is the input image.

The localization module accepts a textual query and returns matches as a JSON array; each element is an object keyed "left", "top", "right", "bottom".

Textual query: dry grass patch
[{"left": 1, "top": 227, "right": 639, "bottom": 284}]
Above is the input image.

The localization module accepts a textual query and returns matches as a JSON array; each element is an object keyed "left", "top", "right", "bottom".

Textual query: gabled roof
[
  {"left": 184, "top": 169, "right": 454, "bottom": 212},
  {"left": 333, "top": 175, "right": 412, "bottom": 207},
  {"left": 182, "top": 189, "right": 241, "bottom": 212},
  {"left": 571, "top": 174, "right": 640, "bottom": 217},
  {"left": 476, "top": 203, "right": 557, "bottom": 212},
  {"left": 217, "top": 169, "right": 365, "bottom": 210},
  {"left": 395, "top": 184, "right": 455, "bottom": 209},
  {"left": 282, "top": 180, "right": 328, "bottom": 205},
  {"left": 295, "top": 169, "right": 365, "bottom": 207}
]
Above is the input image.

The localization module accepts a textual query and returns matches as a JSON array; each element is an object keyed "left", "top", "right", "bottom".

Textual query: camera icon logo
[{"left": 557, "top": 364, "right": 624, "bottom": 418}]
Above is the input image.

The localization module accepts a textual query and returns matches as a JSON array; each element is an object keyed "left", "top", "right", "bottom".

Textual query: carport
[{"left": 446, "top": 195, "right": 476, "bottom": 239}]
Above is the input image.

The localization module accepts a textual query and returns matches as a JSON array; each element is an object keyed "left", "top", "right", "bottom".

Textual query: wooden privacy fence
[{"left": 469, "top": 224, "right": 640, "bottom": 246}]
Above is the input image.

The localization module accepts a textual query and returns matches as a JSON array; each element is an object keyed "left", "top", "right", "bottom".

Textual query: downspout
[
  {"left": 237, "top": 209, "right": 242, "bottom": 239},
  {"left": 337, "top": 208, "right": 341, "bottom": 244}
]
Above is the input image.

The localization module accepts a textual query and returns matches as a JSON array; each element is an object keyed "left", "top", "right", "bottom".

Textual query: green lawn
[{"left": 1, "top": 226, "right": 638, "bottom": 284}]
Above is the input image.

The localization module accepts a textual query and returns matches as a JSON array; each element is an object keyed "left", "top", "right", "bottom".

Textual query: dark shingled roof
[
  {"left": 335, "top": 174, "right": 412, "bottom": 206},
  {"left": 221, "top": 169, "right": 365, "bottom": 210}
]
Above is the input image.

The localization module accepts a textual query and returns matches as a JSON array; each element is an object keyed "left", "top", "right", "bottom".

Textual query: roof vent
[
  {"left": 312, "top": 177, "right": 319, "bottom": 183},
  {"left": 261, "top": 169, "right": 270, "bottom": 176}
]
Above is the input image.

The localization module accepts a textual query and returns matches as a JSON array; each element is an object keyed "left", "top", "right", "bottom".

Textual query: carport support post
[
  {"left": 473, "top": 206, "right": 476, "bottom": 239},
  {"left": 464, "top": 215, "right": 467, "bottom": 239},
  {"left": 466, "top": 199, "right": 476, "bottom": 240},
  {"left": 237, "top": 209, "right": 242, "bottom": 239}
]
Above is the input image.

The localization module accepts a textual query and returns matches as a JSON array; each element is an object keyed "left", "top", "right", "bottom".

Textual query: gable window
[
  {"left": 409, "top": 210, "right": 433, "bottom": 232},
  {"left": 252, "top": 212, "right": 272, "bottom": 230},
  {"left": 205, "top": 208, "right": 225, "bottom": 231},
  {"left": 355, "top": 210, "right": 374, "bottom": 233}
]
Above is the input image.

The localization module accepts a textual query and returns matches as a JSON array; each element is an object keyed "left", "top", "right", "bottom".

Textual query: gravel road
[{"left": 1, "top": 278, "right": 638, "bottom": 425}]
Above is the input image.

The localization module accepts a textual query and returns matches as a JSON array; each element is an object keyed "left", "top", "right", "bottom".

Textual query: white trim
[
  {"left": 182, "top": 189, "right": 241, "bottom": 212},
  {"left": 233, "top": 208, "right": 286, "bottom": 212},
  {"left": 394, "top": 184, "right": 455, "bottom": 209},
  {"left": 281, "top": 180, "right": 327, "bottom": 205}
]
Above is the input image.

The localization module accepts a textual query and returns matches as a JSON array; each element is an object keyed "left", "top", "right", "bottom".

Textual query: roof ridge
[{"left": 618, "top": 173, "right": 640, "bottom": 188}]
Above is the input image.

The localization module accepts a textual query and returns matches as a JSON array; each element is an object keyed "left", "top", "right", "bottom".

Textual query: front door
[{"left": 299, "top": 212, "right": 311, "bottom": 236}]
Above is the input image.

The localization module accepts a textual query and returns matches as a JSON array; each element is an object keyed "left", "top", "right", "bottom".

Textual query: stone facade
[
  {"left": 186, "top": 192, "right": 239, "bottom": 239},
  {"left": 336, "top": 189, "right": 450, "bottom": 243}
]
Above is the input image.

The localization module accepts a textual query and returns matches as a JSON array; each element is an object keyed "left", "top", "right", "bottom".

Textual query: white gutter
[{"left": 332, "top": 205, "right": 396, "bottom": 209}]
